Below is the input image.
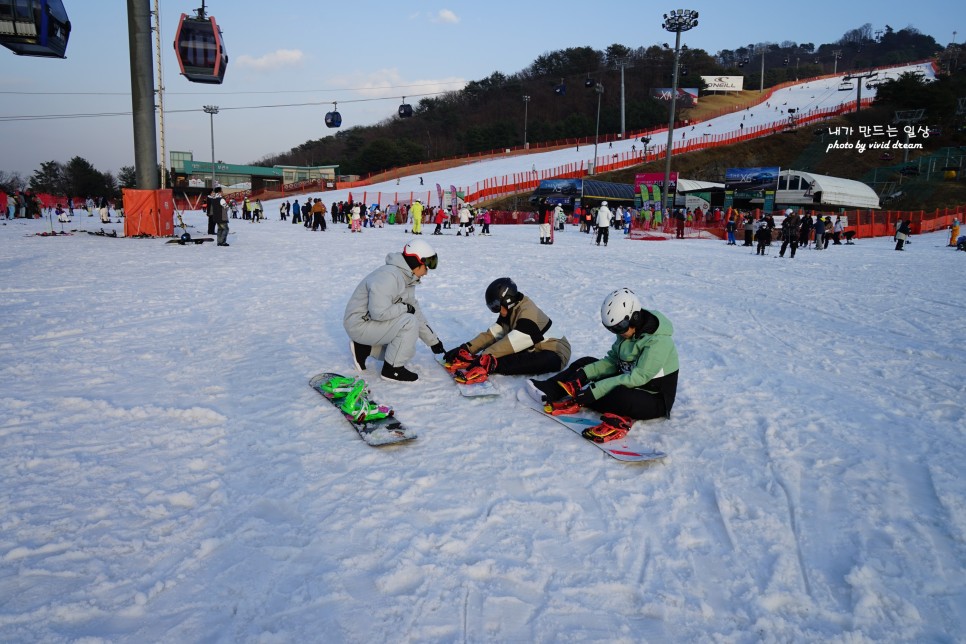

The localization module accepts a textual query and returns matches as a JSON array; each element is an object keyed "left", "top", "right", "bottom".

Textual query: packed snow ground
[{"left": 1, "top": 209, "right": 964, "bottom": 642}]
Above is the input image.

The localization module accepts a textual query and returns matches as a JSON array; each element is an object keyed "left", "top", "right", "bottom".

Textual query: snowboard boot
[
  {"left": 525, "top": 378, "right": 550, "bottom": 402},
  {"left": 350, "top": 340, "right": 371, "bottom": 371},
  {"left": 381, "top": 362, "right": 418, "bottom": 382},
  {"left": 526, "top": 378, "right": 562, "bottom": 403},
  {"left": 582, "top": 413, "right": 633, "bottom": 443}
]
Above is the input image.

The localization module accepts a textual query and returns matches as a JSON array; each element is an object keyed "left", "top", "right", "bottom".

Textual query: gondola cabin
[
  {"left": 325, "top": 110, "right": 342, "bottom": 128},
  {"left": 398, "top": 103, "right": 413, "bottom": 118},
  {"left": 174, "top": 11, "right": 228, "bottom": 84},
  {"left": 0, "top": 0, "right": 70, "bottom": 58}
]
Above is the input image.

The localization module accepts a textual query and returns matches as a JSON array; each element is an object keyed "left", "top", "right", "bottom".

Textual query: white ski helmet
[
  {"left": 784, "top": 208, "right": 794, "bottom": 215},
  {"left": 601, "top": 288, "right": 643, "bottom": 334},
  {"left": 402, "top": 239, "right": 438, "bottom": 270}
]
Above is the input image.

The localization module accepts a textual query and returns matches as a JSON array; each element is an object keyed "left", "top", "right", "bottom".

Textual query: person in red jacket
[
  {"left": 538, "top": 200, "right": 553, "bottom": 244},
  {"left": 432, "top": 207, "right": 445, "bottom": 235}
]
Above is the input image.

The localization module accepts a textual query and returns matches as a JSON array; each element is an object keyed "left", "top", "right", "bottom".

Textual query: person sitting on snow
[
  {"left": 443, "top": 277, "right": 571, "bottom": 384},
  {"left": 526, "top": 288, "right": 679, "bottom": 442}
]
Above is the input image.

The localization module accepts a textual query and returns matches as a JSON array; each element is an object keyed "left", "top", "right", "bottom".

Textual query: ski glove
[
  {"left": 430, "top": 341, "right": 445, "bottom": 355},
  {"left": 455, "top": 354, "right": 498, "bottom": 384},
  {"left": 558, "top": 370, "right": 587, "bottom": 399},
  {"left": 443, "top": 343, "right": 469, "bottom": 363},
  {"left": 574, "top": 384, "right": 595, "bottom": 406}
]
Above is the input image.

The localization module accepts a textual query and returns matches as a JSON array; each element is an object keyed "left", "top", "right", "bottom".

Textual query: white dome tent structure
[{"left": 776, "top": 169, "right": 880, "bottom": 210}]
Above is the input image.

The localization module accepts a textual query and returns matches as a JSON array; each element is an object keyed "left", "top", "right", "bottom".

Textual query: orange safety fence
[
  {"left": 476, "top": 205, "right": 964, "bottom": 242},
  {"left": 122, "top": 189, "right": 175, "bottom": 237}
]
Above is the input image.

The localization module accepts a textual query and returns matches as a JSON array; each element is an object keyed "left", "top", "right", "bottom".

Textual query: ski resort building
[{"left": 169, "top": 151, "right": 339, "bottom": 197}]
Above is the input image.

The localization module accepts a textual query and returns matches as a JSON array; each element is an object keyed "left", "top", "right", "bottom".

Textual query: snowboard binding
[
  {"left": 339, "top": 378, "right": 393, "bottom": 422},
  {"left": 318, "top": 375, "right": 361, "bottom": 398},
  {"left": 443, "top": 347, "right": 476, "bottom": 373},
  {"left": 543, "top": 397, "right": 580, "bottom": 416},
  {"left": 453, "top": 354, "right": 497, "bottom": 384},
  {"left": 581, "top": 413, "right": 633, "bottom": 443}
]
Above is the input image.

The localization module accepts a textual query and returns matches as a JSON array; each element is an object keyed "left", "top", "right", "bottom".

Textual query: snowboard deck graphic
[
  {"left": 309, "top": 372, "right": 416, "bottom": 446},
  {"left": 515, "top": 388, "right": 666, "bottom": 463}
]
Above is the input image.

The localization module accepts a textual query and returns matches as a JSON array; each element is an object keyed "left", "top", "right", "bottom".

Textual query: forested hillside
[{"left": 257, "top": 24, "right": 951, "bottom": 177}]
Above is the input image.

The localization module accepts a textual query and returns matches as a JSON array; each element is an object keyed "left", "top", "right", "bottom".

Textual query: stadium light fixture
[
  {"left": 203, "top": 105, "right": 219, "bottom": 188},
  {"left": 523, "top": 95, "right": 530, "bottom": 149},
  {"left": 660, "top": 9, "right": 698, "bottom": 215}
]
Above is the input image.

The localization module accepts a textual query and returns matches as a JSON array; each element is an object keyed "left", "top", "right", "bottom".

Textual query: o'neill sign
[{"left": 701, "top": 76, "right": 744, "bottom": 92}]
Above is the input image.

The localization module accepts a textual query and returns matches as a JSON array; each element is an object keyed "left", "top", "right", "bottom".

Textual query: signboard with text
[{"left": 700, "top": 75, "right": 744, "bottom": 92}]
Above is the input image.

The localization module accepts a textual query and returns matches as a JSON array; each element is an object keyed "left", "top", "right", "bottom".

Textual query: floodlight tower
[
  {"left": 660, "top": 8, "right": 699, "bottom": 215},
  {"left": 592, "top": 83, "right": 604, "bottom": 174},
  {"left": 613, "top": 56, "right": 633, "bottom": 138},
  {"left": 523, "top": 95, "right": 530, "bottom": 149},
  {"left": 203, "top": 105, "right": 219, "bottom": 188}
]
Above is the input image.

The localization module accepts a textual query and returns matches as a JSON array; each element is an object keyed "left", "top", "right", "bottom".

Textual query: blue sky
[{"left": 0, "top": 0, "right": 960, "bottom": 178}]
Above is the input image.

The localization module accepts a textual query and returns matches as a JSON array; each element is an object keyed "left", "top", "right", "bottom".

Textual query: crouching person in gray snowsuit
[{"left": 343, "top": 239, "right": 446, "bottom": 382}]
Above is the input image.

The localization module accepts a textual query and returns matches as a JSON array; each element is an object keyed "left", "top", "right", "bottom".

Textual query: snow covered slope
[{"left": 1, "top": 212, "right": 963, "bottom": 641}]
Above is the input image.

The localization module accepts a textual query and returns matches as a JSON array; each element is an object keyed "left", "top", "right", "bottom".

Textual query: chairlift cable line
[
  {"left": 0, "top": 90, "right": 452, "bottom": 122},
  {"left": 0, "top": 80, "right": 468, "bottom": 97}
]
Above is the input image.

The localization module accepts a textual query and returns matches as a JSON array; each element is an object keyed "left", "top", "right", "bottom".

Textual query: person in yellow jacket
[
  {"left": 410, "top": 200, "right": 423, "bottom": 235},
  {"left": 950, "top": 218, "right": 960, "bottom": 247}
]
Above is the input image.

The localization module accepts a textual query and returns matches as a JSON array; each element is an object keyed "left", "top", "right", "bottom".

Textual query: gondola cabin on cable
[
  {"left": 0, "top": 0, "right": 70, "bottom": 58},
  {"left": 398, "top": 98, "right": 413, "bottom": 118},
  {"left": 325, "top": 103, "right": 342, "bottom": 128},
  {"left": 173, "top": 3, "right": 227, "bottom": 84}
]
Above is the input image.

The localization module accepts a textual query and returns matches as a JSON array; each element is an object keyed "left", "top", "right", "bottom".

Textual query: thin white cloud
[
  {"left": 433, "top": 9, "right": 460, "bottom": 24},
  {"left": 235, "top": 49, "right": 305, "bottom": 72},
  {"left": 329, "top": 68, "right": 466, "bottom": 100}
]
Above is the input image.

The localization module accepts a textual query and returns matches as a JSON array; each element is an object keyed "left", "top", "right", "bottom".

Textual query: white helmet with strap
[
  {"left": 402, "top": 239, "right": 438, "bottom": 270},
  {"left": 601, "top": 288, "right": 643, "bottom": 334}
]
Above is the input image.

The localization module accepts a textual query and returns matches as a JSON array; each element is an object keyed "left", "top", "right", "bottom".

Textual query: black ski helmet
[{"left": 485, "top": 277, "right": 519, "bottom": 313}]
